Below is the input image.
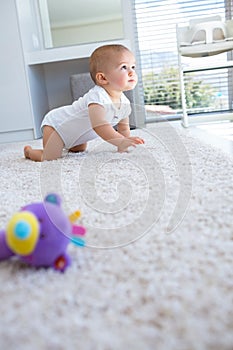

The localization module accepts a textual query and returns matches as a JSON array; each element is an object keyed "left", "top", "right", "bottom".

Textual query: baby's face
[{"left": 103, "top": 50, "right": 138, "bottom": 91}]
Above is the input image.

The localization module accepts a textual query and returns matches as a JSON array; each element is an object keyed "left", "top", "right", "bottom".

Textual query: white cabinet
[
  {"left": 0, "top": 0, "right": 34, "bottom": 142},
  {"left": 0, "top": 0, "right": 144, "bottom": 143}
]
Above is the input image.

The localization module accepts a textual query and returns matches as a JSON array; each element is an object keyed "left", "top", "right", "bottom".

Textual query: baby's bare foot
[{"left": 24, "top": 145, "right": 32, "bottom": 159}]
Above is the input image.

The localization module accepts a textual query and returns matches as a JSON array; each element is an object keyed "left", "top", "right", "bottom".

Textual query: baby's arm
[
  {"left": 117, "top": 117, "right": 131, "bottom": 138},
  {"left": 89, "top": 104, "right": 144, "bottom": 152}
]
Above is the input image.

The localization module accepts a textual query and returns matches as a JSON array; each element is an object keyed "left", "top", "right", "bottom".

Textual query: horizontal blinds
[{"left": 133, "top": 0, "right": 232, "bottom": 119}]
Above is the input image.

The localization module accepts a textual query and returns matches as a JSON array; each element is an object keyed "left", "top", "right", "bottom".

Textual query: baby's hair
[{"left": 89, "top": 44, "right": 132, "bottom": 84}]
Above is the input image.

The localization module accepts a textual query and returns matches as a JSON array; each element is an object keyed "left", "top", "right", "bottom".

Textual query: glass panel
[{"left": 39, "top": 0, "right": 124, "bottom": 48}]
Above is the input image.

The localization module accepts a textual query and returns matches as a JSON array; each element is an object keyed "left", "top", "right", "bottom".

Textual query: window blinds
[{"left": 133, "top": 0, "right": 233, "bottom": 121}]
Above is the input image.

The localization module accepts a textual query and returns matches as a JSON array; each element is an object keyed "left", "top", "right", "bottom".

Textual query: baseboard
[{"left": 0, "top": 129, "right": 35, "bottom": 143}]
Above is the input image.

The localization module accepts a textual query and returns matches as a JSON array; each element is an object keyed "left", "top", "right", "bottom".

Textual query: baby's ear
[
  {"left": 96, "top": 72, "right": 108, "bottom": 85},
  {"left": 45, "top": 193, "right": 61, "bottom": 206}
]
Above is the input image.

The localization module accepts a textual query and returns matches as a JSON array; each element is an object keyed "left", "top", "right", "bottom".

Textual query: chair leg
[{"left": 178, "top": 53, "right": 189, "bottom": 127}]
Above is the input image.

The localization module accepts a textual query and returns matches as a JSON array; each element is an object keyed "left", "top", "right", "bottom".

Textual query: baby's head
[{"left": 89, "top": 44, "right": 135, "bottom": 85}]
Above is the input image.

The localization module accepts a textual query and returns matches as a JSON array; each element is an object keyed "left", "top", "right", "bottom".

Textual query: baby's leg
[
  {"left": 24, "top": 126, "right": 64, "bottom": 161},
  {"left": 24, "top": 145, "right": 43, "bottom": 161},
  {"left": 69, "top": 143, "right": 87, "bottom": 153},
  {"left": 42, "top": 126, "right": 64, "bottom": 160}
]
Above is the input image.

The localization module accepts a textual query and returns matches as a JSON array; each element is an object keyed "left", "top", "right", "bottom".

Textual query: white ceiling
[{"left": 47, "top": 0, "right": 122, "bottom": 25}]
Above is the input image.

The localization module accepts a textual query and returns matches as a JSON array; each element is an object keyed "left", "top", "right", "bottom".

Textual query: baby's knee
[{"left": 69, "top": 143, "right": 87, "bottom": 153}]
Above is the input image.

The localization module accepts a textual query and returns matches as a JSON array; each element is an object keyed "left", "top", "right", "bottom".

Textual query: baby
[{"left": 24, "top": 44, "right": 144, "bottom": 161}]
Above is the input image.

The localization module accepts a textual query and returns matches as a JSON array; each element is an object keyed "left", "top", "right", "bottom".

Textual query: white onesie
[{"left": 41, "top": 85, "right": 131, "bottom": 149}]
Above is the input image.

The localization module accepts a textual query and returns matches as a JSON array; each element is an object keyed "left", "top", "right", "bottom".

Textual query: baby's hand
[{"left": 117, "top": 136, "right": 144, "bottom": 153}]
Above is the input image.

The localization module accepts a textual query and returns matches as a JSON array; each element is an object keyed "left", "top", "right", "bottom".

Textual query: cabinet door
[{"left": 0, "top": 0, "right": 33, "bottom": 135}]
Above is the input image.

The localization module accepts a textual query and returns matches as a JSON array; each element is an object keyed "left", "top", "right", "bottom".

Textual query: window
[{"left": 133, "top": 0, "right": 233, "bottom": 122}]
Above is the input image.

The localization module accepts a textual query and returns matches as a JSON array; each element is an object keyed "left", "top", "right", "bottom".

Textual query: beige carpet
[{"left": 0, "top": 123, "right": 232, "bottom": 350}]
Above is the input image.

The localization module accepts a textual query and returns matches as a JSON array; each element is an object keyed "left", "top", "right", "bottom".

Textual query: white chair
[{"left": 176, "top": 16, "right": 233, "bottom": 127}]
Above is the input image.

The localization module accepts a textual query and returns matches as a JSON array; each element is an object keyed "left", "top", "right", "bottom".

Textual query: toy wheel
[{"left": 53, "top": 254, "right": 71, "bottom": 272}]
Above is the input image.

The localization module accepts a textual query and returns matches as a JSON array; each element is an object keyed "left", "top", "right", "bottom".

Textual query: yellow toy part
[
  {"left": 69, "top": 210, "right": 81, "bottom": 223},
  {"left": 6, "top": 211, "right": 39, "bottom": 256}
]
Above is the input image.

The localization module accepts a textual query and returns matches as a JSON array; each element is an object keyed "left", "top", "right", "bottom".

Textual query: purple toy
[{"left": 0, "top": 193, "right": 86, "bottom": 272}]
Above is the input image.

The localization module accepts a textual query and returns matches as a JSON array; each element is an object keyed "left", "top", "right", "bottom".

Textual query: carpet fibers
[{"left": 0, "top": 123, "right": 232, "bottom": 350}]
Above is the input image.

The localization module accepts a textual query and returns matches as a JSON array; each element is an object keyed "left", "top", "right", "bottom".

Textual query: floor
[
  {"left": 146, "top": 119, "right": 233, "bottom": 156},
  {"left": 185, "top": 121, "right": 233, "bottom": 156},
  {"left": 146, "top": 107, "right": 233, "bottom": 156}
]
